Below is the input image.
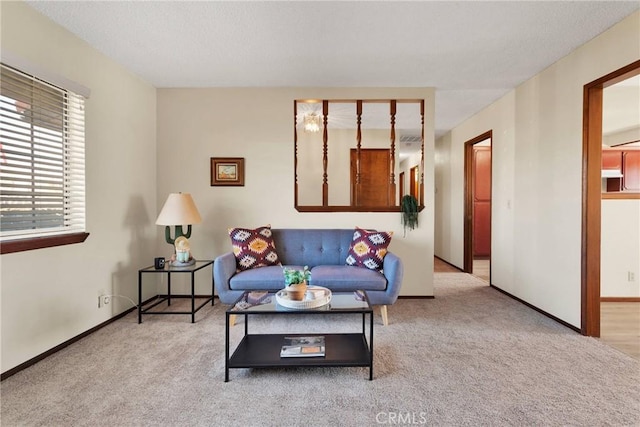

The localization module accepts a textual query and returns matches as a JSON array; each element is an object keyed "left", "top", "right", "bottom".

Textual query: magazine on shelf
[
  {"left": 246, "top": 290, "right": 270, "bottom": 305},
  {"left": 232, "top": 291, "right": 272, "bottom": 311},
  {"left": 280, "top": 336, "right": 325, "bottom": 358}
]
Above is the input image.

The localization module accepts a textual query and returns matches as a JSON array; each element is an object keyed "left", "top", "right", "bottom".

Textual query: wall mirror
[{"left": 294, "top": 99, "right": 425, "bottom": 212}]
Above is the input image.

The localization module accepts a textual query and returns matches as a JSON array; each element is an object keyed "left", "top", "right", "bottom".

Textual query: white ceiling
[{"left": 25, "top": 1, "right": 640, "bottom": 138}]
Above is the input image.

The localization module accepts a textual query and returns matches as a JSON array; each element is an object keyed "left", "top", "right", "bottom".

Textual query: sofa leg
[
  {"left": 380, "top": 305, "right": 389, "bottom": 326},
  {"left": 229, "top": 314, "right": 237, "bottom": 327}
]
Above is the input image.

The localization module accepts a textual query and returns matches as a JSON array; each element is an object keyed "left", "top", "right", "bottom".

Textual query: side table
[{"left": 138, "top": 260, "right": 214, "bottom": 323}]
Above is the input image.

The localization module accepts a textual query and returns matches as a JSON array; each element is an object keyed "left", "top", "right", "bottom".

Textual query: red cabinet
[
  {"left": 622, "top": 151, "right": 640, "bottom": 192},
  {"left": 602, "top": 150, "right": 622, "bottom": 170},
  {"left": 602, "top": 147, "right": 640, "bottom": 194}
]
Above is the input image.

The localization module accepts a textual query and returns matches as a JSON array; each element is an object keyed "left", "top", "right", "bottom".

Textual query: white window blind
[{"left": 0, "top": 63, "right": 86, "bottom": 241}]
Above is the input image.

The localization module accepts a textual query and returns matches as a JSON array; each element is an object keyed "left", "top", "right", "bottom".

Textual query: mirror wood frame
[{"left": 294, "top": 99, "right": 426, "bottom": 213}]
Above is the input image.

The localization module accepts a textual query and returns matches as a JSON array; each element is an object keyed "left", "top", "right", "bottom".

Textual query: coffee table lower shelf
[{"left": 227, "top": 333, "right": 372, "bottom": 379}]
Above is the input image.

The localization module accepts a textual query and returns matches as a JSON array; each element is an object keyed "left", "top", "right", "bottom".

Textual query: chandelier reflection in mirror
[
  {"left": 294, "top": 99, "right": 425, "bottom": 213},
  {"left": 303, "top": 113, "right": 321, "bottom": 133}
]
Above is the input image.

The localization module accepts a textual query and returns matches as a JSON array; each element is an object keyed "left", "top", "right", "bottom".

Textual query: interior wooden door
[
  {"left": 473, "top": 146, "right": 491, "bottom": 257},
  {"left": 350, "top": 149, "right": 391, "bottom": 206},
  {"left": 410, "top": 166, "right": 418, "bottom": 198}
]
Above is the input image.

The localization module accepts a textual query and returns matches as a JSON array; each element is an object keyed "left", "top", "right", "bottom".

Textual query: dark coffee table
[{"left": 224, "top": 290, "right": 374, "bottom": 381}]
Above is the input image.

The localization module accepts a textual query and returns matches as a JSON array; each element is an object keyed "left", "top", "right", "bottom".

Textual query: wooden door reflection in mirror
[
  {"left": 294, "top": 99, "right": 425, "bottom": 212},
  {"left": 410, "top": 165, "right": 419, "bottom": 199}
]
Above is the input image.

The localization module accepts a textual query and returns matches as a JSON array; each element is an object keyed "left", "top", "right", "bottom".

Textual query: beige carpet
[{"left": 1, "top": 273, "right": 639, "bottom": 426}]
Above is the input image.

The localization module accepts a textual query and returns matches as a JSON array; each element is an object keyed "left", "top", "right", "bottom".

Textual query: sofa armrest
[
  {"left": 381, "top": 251, "right": 404, "bottom": 304},
  {"left": 214, "top": 252, "right": 240, "bottom": 304}
]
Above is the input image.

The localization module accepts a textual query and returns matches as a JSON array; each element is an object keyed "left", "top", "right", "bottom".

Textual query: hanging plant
[{"left": 401, "top": 195, "right": 419, "bottom": 236}]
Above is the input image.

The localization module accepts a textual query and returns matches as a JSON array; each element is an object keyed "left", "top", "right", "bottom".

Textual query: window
[{"left": 0, "top": 63, "right": 88, "bottom": 253}]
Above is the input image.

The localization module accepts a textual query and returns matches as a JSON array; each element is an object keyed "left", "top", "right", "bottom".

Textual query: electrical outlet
[
  {"left": 98, "top": 295, "right": 110, "bottom": 308},
  {"left": 629, "top": 271, "right": 636, "bottom": 282}
]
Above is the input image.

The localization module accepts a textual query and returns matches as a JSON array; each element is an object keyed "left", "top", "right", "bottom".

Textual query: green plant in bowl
[{"left": 283, "top": 266, "right": 311, "bottom": 285}]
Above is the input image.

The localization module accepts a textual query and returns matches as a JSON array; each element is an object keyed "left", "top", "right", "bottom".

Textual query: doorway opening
[
  {"left": 463, "top": 131, "right": 492, "bottom": 283},
  {"left": 582, "top": 59, "right": 640, "bottom": 337}
]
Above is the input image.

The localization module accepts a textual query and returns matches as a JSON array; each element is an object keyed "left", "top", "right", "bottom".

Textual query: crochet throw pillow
[
  {"left": 228, "top": 225, "right": 281, "bottom": 271},
  {"left": 345, "top": 227, "right": 393, "bottom": 272}
]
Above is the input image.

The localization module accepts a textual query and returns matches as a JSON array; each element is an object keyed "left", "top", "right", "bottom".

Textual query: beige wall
[
  {"left": 601, "top": 200, "right": 640, "bottom": 297},
  {"left": 435, "top": 11, "right": 640, "bottom": 327},
  {"left": 1, "top": 2, "right": 157, "bottom": 372},
  {"left": 156, "top": 87, "right": 435, "bottom": 297}
]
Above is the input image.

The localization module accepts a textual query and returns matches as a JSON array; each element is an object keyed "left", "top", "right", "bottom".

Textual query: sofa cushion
[
  {"left": 228, "top": 225, "right": 281, "bottom": 271},
  {"left": 229, "top": 264, "right": 388, "bottom": 292},
  {"left": 310, "top": 265, "right": 388, "bottom": 291},
  {"left": 229, "top": 265, "right": 304, "bottom": 290},
  {"left": 345, "top": 227, "right": 393, "bottom": 271}
]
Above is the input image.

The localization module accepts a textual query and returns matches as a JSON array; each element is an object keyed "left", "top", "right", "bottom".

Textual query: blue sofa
[{"left": 214, "top": 228, "right": 403, "bottom": 325}]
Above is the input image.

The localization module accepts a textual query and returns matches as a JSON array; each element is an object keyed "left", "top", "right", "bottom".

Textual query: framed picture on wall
[{"left": 211, "top": 157, "right": 245, "bottom": 186}]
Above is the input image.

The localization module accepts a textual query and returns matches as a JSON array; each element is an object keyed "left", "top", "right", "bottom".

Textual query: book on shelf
[{"left": 280, "top": 336, "right": 325, "bottom": 358}]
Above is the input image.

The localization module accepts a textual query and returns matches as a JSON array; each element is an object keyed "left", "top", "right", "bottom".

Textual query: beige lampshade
[{"left": 155, "top": 193, "right": 202, "bottom": 226}]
